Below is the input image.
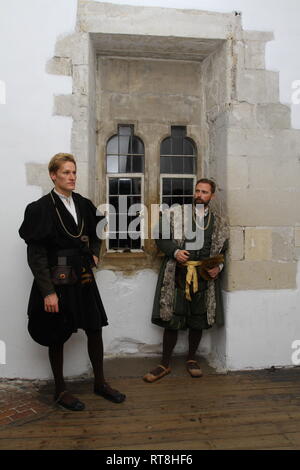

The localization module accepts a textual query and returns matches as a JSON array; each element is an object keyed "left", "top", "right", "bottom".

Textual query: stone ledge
[
  {"left": 243, "top": 30, "right": 274, "bottom": 42},
  {"left": 54, "top": 33, "right": 89, "bottom": 65},
  {"left": 46, "top": 57, "right": 72, "bottom": 76},
  {"left": 77, "top": 0, "right": 242, "bottom": 40}
]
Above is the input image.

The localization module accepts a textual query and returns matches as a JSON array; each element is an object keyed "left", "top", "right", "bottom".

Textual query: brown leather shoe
[
  {"left": 186, "top": 360, "right": 203, "bottom": 378},
  {"left": 143, "top": 365, "right": 171, "bottom": 383}
]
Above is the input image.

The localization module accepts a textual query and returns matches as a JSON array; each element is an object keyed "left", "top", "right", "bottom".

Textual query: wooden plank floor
[{"left": 1, "top": 365, "right": 300, "bottom": 450}]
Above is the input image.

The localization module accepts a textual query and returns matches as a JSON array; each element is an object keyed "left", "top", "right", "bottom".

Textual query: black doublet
[{"left": 19, "top": 191, "right": 108, "bottom": 346}]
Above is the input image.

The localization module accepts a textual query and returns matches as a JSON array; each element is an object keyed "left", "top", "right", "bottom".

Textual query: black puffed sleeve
[
  {"left": 19, "top": 197, "right": 54, "bottom": 245},
  {"left": 19, "top": 196, "right": 56, "bottom": 297},
  {"left": 27, "top": 244, "right": 55, "bottom": 297}
]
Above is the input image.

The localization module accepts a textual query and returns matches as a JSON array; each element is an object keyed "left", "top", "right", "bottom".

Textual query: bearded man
[{"left": 143, "top": 179, "right": 229, "bottom": 382}]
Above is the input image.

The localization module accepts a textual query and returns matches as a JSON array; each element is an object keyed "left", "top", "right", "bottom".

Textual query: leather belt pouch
[{"left": 50, "top": 256, "right": 78, "bottom": 285}]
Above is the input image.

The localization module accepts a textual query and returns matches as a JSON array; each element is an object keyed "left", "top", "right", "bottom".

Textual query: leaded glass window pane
[
  {"left": 160, "top": 137, "right": 171, "bottom": 155},
  {"left": 107, "top": 155, "right": 118, "bottom": 173},
  {"left": 161, "top": 177, "right": 194, "bottom": 208},
  {"left": 160, "top": 129, "right": 196, "bottom": 175},
  {"left": 107, "top": 176, "right": 142, "bottom": 251},
  {"left": 160, "top": 126, "right": 196, "bottom": 205},
  {"left": 106, "top": 125, "right": 144, "bottom": 174},
  {"left": 106, "top": 125, "right": 144, "bottom": 251}
]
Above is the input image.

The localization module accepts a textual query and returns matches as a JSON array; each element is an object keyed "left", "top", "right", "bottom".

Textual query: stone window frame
[
  {"left": 50, "top": 2, "right": 300, "bottom": 284},
  {"left": 97, "top": 123, "right": 202, "bottom": 270},
  {"left": 105, "top": 124, "right": 145, "bottom": 253}
]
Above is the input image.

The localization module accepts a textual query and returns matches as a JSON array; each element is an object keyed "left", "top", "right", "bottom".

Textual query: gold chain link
[
  {"left": 192, "top": 208, "right": 211, "bottom": 231},
  {"left": 50, "top": 190, "right": 84, "bottom": 239}
]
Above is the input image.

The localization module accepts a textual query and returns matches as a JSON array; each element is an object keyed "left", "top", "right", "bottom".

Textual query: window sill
[
  {"left": 104, "top": 251, "right": 147, "bottom": 259},
  {"left": 98, "top": 249, "right": 162, "bottom": 272}
]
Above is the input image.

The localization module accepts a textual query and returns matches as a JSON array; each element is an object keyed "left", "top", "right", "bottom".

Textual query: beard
[{"left": 194, "top": 197, "right": 209, "bottom": 207}]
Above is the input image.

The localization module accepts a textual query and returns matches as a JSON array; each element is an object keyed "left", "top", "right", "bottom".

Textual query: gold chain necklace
[
  {"left": 50, "top": 190, "right": 84, "bottom": 239},
  {"left": 192, "top": 207, "right": 211, "bottom": 231}
]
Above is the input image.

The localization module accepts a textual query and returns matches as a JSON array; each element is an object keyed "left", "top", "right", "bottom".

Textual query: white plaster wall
[
  {"left": 224, "top": 261, "right": 300, "bottom": 370},
  {"left": 1, "top": 0, "right": 300, "bottom": 378},
  {"left": 0, "top": 0, "right": 81, "bottom": 379},
  {"left": 98, "top": 270, "right": 212, "bottom": 358}
]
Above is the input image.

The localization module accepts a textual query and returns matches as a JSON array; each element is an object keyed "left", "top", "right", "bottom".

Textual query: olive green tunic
[{"left": 152, "top": 212, "right": 217, "bottom": 331}]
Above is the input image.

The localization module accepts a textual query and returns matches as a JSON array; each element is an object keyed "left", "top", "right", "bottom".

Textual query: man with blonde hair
[{"left": 19, "top": 153, "right": 125, "bottom": 410}]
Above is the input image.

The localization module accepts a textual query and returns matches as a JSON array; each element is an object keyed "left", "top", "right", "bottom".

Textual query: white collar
[{"left": 54, "top": 188, "right": 73, "bottom": 202}]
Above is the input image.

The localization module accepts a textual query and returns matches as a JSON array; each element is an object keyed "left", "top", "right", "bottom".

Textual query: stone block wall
[
  {"left": 45, "top": 0, "right": 300, "bottom": 291},
  {"left": 201, "top": 30, "right": 300, "bottom": 291}
]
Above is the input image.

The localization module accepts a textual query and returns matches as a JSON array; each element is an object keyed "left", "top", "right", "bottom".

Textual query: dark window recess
[
  {"left": 160, "top": 126, "right": 196, "bottom": 205},
  {"left": 171, "top": 126, "right": 186, "bottom": 137},
  {"left": 119, "top": 125, "right": 132, "bottom": 136},
  {"left": 162, "top": 196, "right": 193, "bottom": 207},
  {"left": 108, "top": 177, "right": 142, "bottom": 250},
  {"left": 172, "top": 137, "right": 183, "bottom": 156},
  {"left": 161, "top": 178, "right": 194, "bottom": 207},
  {"left": 160, "top": 138, "right": 171, "bottom": 155},
  {"left": 109, "top": 178, "right": 141, "bottom": 196},
  {"left": 160, "top": 126, "right": 196, "bottom": 175}
]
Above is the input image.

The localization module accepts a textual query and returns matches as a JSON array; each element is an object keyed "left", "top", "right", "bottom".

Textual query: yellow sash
[{"left": 182, "top": 261, "right": 203, "bottom": 301}]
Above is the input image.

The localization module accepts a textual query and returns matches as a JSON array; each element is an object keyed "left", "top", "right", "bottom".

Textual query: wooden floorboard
[{"left": 1, "top": 369, "right": 300, "bottom": 450}]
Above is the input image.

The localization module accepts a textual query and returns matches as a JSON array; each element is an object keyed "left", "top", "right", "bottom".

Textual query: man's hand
[
  {"left": 175, "top": 250, "right": 190, "bottom": 264},
  {"left": 44, "top": 293, "right": 59, "bottom": 313},
  {"left": 206, "top": 266, "right": 220, "bottom": 279},
  {"left": 93, "top": 255, "right": 99, "bottom": 266}
]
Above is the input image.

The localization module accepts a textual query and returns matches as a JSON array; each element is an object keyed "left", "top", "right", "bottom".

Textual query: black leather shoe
[
  {"left": 94, "top": 383, "right": 126, "bottom": 403},
  {"left": 55, "top": 391, "right": 85, "bottom": 411}
]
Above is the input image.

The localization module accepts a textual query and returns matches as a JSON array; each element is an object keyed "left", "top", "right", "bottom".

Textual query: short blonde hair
[{"left": 48, "top": 153, "right": 76, "bottom": 175}]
